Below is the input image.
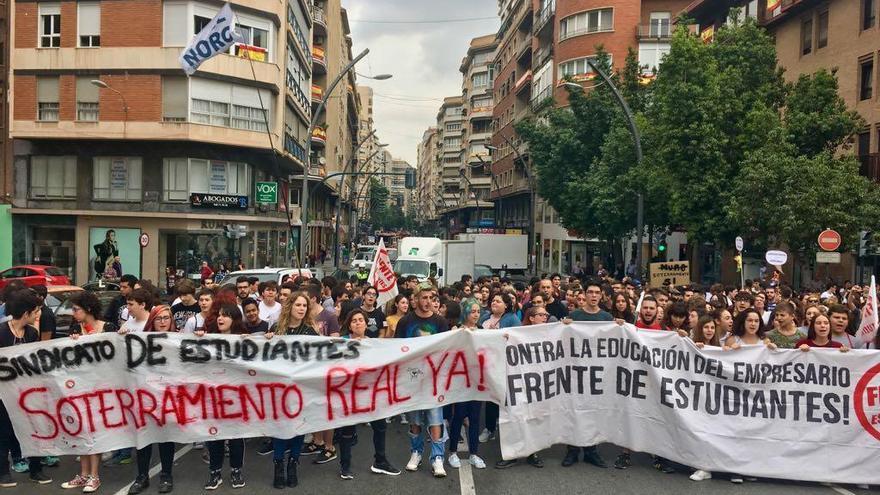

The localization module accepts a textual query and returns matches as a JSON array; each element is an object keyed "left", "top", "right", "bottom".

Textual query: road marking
[
  {"left": 825, "top": 483, "right": 857, "bottom": 495},
  {"left": 111, "top": 444, "right": 194, "bottom": 495},
  {"left": 456, "top": 424, "right": 477, "bottom": 495}
]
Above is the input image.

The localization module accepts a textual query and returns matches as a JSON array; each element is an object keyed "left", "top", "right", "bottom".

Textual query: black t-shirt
[
  {"left": 104, "top": 295, "right": 127, "bottom": 326},
  {"left": 268, "top": 322, "right": 319, "bottom": 336},
  {"left": 395, "top": 312, "right": 448, "bottom": 338},
  {"left": 362, "top": 306, "right": 386, "bottom": 339},
  {"left": 546, "top": 299, "right": 569, "bottom": 320},
  {"left": 246, "top": 320, "right": 269, "bottom": 334},
  {"left": 69, "top": 321, "right": 118, "bottom": 335},
  {"left": 0, "top": 321, "right": 40, "bottom": 347},
  {"left": 171, "top": 302, "right": 200, "bottom": 331}
]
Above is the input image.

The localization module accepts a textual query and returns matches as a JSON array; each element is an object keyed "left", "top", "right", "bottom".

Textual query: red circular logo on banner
[
  {"left": 854, "top": 362, "right": 880, "bottom": 441},
  {"left": 818, "top": 229, "right": 841, "bottom": 252}
]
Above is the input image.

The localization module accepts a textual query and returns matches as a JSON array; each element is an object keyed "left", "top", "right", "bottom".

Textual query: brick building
[{"left": 5, "top": 0, "right": 342, "bottom": 285}]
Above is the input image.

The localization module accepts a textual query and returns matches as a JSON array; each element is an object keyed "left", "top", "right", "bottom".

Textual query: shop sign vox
[{"left": 256, "top": 182, "right": 278, "bottom": 204}]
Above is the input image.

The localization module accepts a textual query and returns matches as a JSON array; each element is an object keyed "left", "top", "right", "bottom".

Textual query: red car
[{"left": 0, "top": 265, "right": 73, "bottom": 290}]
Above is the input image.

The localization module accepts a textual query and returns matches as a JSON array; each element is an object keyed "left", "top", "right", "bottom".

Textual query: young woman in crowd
[
  {"left": 0, "top": 289, "right": 52, "bottom": 488},
  {"left": 200, "top": 304, "right": 247, "bottom": 490},
  {"left": 662, "top": 301, "right": 689, "bottom": 337},
  {"left": 478, "top": 293, "right": 520, "bottom": 450},
  {"left": 384, "top": 295, "right": 409, "bottom": 338},
  {"left": 63, "top": 290, "right": 121, "bottom": 492},
  {"left": 724, "top": 308, "right": 766, "bottom": 350},
  {"left": 334, "top": 309, "right": 401, "bottom": 480},
  {"left": 610, "top": 293, "right": 635, "bottom": 324},
  {"left": 690, "top": 315, "right": 721, "bottom": 349},
  {"left": 713, "top": 308, "right": 734, "bottom": 343},
  {"left": 448, "top": 301, "right": 487, "bottom": 470},
  {"left": 522, "top": 306, "right": 551, "bottom": 326},
  {"left": 687, "top": 307, "right": 706, "bottom": 335},
  {"left": 765, "top": 302, "right": 806, "bottom": 349},
  {"left": 797, "top": 314, "right": 849, "bottom": 351},
  {"left": 266, "top": 292, "right": 320, "bottom": 485},
  {"left": 127, "top": 305, "right": 176, "bottom": 494}
]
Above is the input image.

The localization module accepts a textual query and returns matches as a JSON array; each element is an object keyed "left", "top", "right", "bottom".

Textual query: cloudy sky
[{"left": 346, "top": 1, "right": 499, "bottom": 165}]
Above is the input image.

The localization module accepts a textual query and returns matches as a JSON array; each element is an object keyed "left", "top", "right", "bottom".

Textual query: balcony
[
  {"left": 530, "top": 86, "right": 553, "bottom": 111},
  {"left": 533, "top": 45, "right": 553, "bottom": 70},
  {"left": 534, "top": 1, "right": 555, "bottom": 36},
  {"left": 284, "top": 132, "right": 307, "bottom": 165},
  {"left": 312, "top": 46, "right": 327, "bottom": 75},
  {"left": 515, "top": 70, "right": 532, "bottom": 96},
  {"left": 860, "top": 154, "right": 880, "bottom": 182},
  {"left": 311, "top": 84, "right": 323, "bottom": 104},
  {"left": 516, "top": 39, "right": 532, "bottom": 66},
  {"left": 637, "top": 24, "right": 671, "bottom": 40},
  {"left": 469, "top": 105, "right": 493, "bottom": 120},
  {"left": 313, "top": 6, "right": 327, "bottom": 36},
  {"left": 311, "top": 127, "right": 327, "bottom": 147}
]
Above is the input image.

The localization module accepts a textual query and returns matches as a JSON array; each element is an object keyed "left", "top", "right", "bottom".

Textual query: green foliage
[
  {"left": 368, "top": 179, "right": 389, "bottom": 226},
  {"left": 784, "top": 69, "right": 864, "bottom": 157}
]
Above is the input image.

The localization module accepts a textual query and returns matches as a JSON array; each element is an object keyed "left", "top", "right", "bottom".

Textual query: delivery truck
[
  {"left": 394, "top": 237, "right": 475, "bottom": 286},
  {"left": 455, "top": 233, "right": 528, "bottom": 272}
]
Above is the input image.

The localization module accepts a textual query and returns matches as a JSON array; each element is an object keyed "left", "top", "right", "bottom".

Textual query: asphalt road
[{"left": 1, "top": 422, "right": 874, "bottom": 495}]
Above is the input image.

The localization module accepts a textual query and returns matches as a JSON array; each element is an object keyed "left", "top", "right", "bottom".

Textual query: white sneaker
[
  {"left": 432, "top": 458, "right": 447, "bottom": 478},
  {"left": 406, "top": 452, "right": 422, "bottom": 472},
  {"left": 478, "top": 428, "right": 491, "bottom": 443},
  {"left": 730, "top": 476, "right": 743, "bottom": 484},
  {"left": 857, "top": 484, "right": 870, "bottom": 490},
  {"left": 469, "top": 455, "right": 486, "bottom": 469},
  {"left": 690, "top": 470, "right": 712, "bottom": 481},
  {"left": 448, "top": 453, "right": 461, "bottom": 469}
]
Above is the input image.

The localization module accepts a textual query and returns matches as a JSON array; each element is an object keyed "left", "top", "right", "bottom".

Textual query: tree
[
  {"left": 368, "top": 179, "right": 389, "bottom": 227},
  {"left": 783, "top": 69, "right": 863, "bottom": 157}
]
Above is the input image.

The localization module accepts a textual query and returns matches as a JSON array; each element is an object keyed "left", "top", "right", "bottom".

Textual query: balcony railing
[
  {"left": 285, "top": 133, "right": 307, "bottom": 164},
  {"left": 860, "top": 154, "right": 880, "bottom": 182},
  {"left": 311, "top": 127, "right": 327, "bottom": 145},
  {"left": 530, "top": 86, "right": 553, "bottom": 111},
  {"left": 533, "top": 45, "right": 553, "bottom": 69},
  {"left": 313, "top": 6, "right": 327, "bottom": 28},
  {"left": 311, "top": 84, "right": 323, "bottom": 103},
  {"left": 534, "top": 1, "right": 555, "bottom": 35},
  {"left": 312, "top": 47, "right": 327, "bottom": 73},
  {"left": 637, "top": 24, "right": 671, "bottom": 40}
]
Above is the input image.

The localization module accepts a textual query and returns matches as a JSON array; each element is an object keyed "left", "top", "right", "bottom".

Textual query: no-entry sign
[{"left": 818, "top": 229, "right": 841, "bottom": 252}]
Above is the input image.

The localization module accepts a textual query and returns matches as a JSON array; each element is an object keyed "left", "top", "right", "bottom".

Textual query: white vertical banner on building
[
  {"left": 858, "top": 275, "right": 879, "bottom": 345},
  {"left": 179, "top": 3, "right": 244, "bottom": 75}
]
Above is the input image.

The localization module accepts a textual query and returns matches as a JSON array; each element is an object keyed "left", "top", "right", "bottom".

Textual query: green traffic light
[{"left": 658, "top": 244, "right": 667, "bottom": 252}]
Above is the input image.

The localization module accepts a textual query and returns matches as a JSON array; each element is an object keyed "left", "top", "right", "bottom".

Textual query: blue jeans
[
  {"left": 449, "top": 401, "right": 481, "bottom": 455},
  {"left": 407, "top": 407, "right": 446, "bottom": 461},
  {"left": 272, "top": 435, "right": 305, "bottom": 462}
]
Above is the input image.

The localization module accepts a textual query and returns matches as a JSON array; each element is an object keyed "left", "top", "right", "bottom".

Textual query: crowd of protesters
[{"left": 0, "top": 265, "right": 874, "bottom": 491}]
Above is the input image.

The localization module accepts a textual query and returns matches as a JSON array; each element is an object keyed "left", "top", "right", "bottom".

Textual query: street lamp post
[
  {"left": 91, "top": 79, "right": 128, "bottom": 137},
  {"left": 332, "top": 130, "right": 377, "bottom": 267},
  {"left": 565, "top": 62, "right": 645, "bottom": 280},
  {"left": 487, "top": 135, "right": 535, "bottom": 275},
  {"left": 301, "top": 48, "right": 390, "bottom": 267}
]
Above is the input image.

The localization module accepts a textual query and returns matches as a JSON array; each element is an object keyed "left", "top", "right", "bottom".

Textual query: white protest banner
[
  {"left": 858, "top": 275, "right": 878, "bottom": 345},
  {"left": 0, "top": 331, "right": 505, "bottom": 457},
  {"left": 368, "top": 238, "right": 398, "bottom": 307},
  {"left": 500, "top": 322, "right": 880, "bottom": 485},
  {"left": 179, "top": 3, "right": 244, "bottom": 75}
]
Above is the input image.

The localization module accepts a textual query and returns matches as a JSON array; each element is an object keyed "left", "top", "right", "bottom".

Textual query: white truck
[
  {"left": 394, "top": 237, "right": 475, "bottom": 286},
  {"left": 456, "top": 233, "right": 528, "bottom": 272}
]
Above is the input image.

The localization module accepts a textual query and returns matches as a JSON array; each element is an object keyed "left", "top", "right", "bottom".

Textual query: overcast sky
[{"left": 346, "top": 1, "right": 499, "bottom": 165}]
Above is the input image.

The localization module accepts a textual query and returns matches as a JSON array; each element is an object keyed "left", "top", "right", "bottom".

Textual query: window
[
  {"left": 36, "top": 77, "right": 59, "bottom": 122},
  {"left": 163, "top": 159, "right": 251, "bottom": 201},
  {"left": 39, "top": 4, "right": 61, "bottom": 48},
  {"left": 194, "top": 15, "right": 211, "bottom": 34},
  {"left": 93, "top": 157, "right": 143, "bottom": 201},
  {"left": 446, "top": 122, "right": 462, "bottom": 131},
  {"left": 163, "top": 3, "right": 188, "bottom": 46},
  {"left": 801, "top": 19, "right": 813, "bottom": 55},
  {"left": 78, "top": 2, "right": 100, "bottom": 47},
  {"left": 472, "top": 96, "right": 493, "bottom": 110},
  {"left": 639, "top": 44, "right": 670, "bottom": 74},
  {"left": 860, "top": 58, "right": 874, "bottom": 101},
  {"left": 190, "top": 78, "right": 272, "bottom": 131},
  {"left": 472, "top": 72, "right": 489, "bottom": 88},
  {"left": 30, "top": 156, "right": 76, "bottom": 198},
  {"left": 76, "top": 77, "right": 99, "bottom": 121},
  {"left": 649, "top": 12, "right": 671, "bottom": 37},
  {"left": 865, "top": 0, "right": 877, "bottom": 30},
  {"left": 288, "top": 186, "right": 301, "bottom": 206},
  {"left": 559, "top": 8, "right": 613, "bottom": 40},
  {"left": 817, "top": 10, "right": 829, "bottom": 49},
  {"left": 560, "top": 55, "right": 609, "bottom": 79},
  {"left": 162, "top": 76, "right": 188, "bottom": 122}
]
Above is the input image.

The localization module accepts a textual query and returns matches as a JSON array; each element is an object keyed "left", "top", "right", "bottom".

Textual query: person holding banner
[
  {"left": 266, "top": 292, "right": 319, "bottom": 487},
  {"left": 336, "top": 309, "right": 401, "bottom": 479},
  {"left": 723, "top": 308, "right": 766, "bottom": 350},
  {"left": 797, "top": 314, "right": 849, "bottom": 351},
  {"left": 828, "top": 305, "right": 863, "bottom": 349},
  {"left": 0, "top": 289, "right": 52, "bottom": 488},
  {"left": 127, "top": 305, "right": 176, "bottom": 494},
  {"left": 395, "top": 284, "right": 449, "bottom": 477},
  {"left": 765, "top": 302, "right": 805, "bottom": 349},
  {"left": 478, "top": 292, "right": 521, "bottom": 448},
  {"left": 447, "top": 301, "right": 488, "bottom": 470}
]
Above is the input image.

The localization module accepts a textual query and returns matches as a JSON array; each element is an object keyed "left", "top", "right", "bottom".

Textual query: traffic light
[
  {"left": 404, "top": 168, "right": 416, "bottom": 189},
  {"left": 657, "top": 233, "right": 667, "bottom": 255}
]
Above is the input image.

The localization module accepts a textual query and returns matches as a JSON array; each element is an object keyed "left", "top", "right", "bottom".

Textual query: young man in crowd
[
  {"left": 235, "top": 277, "right": 252, "bottom": 307},
  {"left": 635, "top": 297, "right": 662, "bottom": 330},
  {"left": 120, "top": 289, "right": 153, "bottom": 334},
  {"left": 395, "top": 285, "right": 449, "bottom": 477},
  {"left": 104, "top": 274, "right": 138, "bottom": 327},
  {"left": 183, "top": 289, "right": 213, "bottom": 333},
  {"left": 170, "top": 279, "right": 199, "bottom": 331},
  {"left": 278, "top": 282, "right": 297, "bottom": 305},
  {"left": 30, "top": 285, "right": 56, "bottom": 341},
  {"left": 242, "top": 299, "right": 269, "bottom": 334},
  {"left": 320, "top": 277, "right": 337, "bottom": 311},
  {"left": 258, "top": 281, "right": 281, "bottom": 327},
  {"left": 306, "top": 285, "right": 340, "bottom": 337},
  {"left": 248, "top": 277, "right": 261, "bottom": 301}
]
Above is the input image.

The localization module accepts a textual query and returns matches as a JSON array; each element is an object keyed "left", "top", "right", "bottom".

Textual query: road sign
[
  {"left": 765, "top": 250, "right": 788, "bottom": 266},
  {"left": 818, "top": 229, "right": 841, "bottom": 252},
  {"left": 139, "top": 233, "right": 150, "bottom": 248},
  {"left": 735, "top": 236, "right": 743, "bottom": 252},
  {"left": 256, "top": 181, "right": 278, "bottom": 204},
  {"left": 816, "top": 251, "right": 841, "bottom": 264}
]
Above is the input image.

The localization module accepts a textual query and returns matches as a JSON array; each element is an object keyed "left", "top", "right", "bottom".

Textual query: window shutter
[
  {"left": 37, "top": 77, "right": 59, "bottom": 102},
  {"left": 76, "top": 77, "right": 98, "bottom": 103},
  {"left": 78, "top": 2, "right": 101, "bottom": 36}
]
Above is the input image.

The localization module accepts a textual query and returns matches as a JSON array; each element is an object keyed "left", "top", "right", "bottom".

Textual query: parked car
[
  {"left": 45, "top": 285, "right": 83, "bottom": 313},
  {"left": 219, "top": 268, "right": 313, "bottom": 290},
  {"left": 0, "top": 265, "right": 72, "bottom": 290},
  {"left": 82, "top": 281, "right": 121, "bottom": 292},
  {"left": 54, "top": 290, "right": 121, "bottom": 338}
]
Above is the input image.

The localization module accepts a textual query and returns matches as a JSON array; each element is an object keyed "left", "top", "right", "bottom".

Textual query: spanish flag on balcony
[{"left": 766, "top": 0, "right": 782, "bottom": 13}]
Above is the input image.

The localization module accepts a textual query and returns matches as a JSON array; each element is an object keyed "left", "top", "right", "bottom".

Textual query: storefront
[{"left": 10, "top": 213, "right": 77, "bottom": 279}]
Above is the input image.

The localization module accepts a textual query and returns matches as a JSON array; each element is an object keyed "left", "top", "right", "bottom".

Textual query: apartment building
[
  {"left": 308, "top": 0, "right": 360, "bottom": 256},
  {"left": 491, "top": 0, "right": 689, "bottom": 274},
  {"left": 416, "top": 127, "right": 440, "bottom": 222},
  {"left": 434, "top": 96, "right": 465, "bottom": 232},
  {"left": 6, "top": 0, "right": 329, "bottom": 284}
]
